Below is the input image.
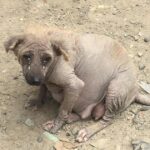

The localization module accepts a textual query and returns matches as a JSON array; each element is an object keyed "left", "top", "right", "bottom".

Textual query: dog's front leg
[
  {"left": 25, "top": 84, "right": 47, "bottom": 110},
  {"left": 43, "top": 75, "right": 84, "bottom": 133}
]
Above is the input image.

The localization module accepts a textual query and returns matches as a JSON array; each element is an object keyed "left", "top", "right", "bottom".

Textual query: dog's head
[{"left": 4, "top": 33, "right": 68, "bottom": 86}]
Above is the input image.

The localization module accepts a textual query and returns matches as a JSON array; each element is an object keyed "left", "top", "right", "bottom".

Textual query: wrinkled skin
[{"left": 4, "top": 27, "right": 150, "bottom": 142}]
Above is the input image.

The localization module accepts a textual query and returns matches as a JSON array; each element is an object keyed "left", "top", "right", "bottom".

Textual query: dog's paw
[{"left": 42, "top": 119, "right": 65, "bottom": 133}]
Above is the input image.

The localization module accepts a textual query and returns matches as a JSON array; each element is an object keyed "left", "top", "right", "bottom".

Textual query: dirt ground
[{"left": 0, "top": 0, "right": 150, "bottom": 150}]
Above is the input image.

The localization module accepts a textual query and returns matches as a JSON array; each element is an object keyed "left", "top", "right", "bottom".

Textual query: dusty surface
[{"left": 0, "top": 0, "right": 150, "bottom": 149}]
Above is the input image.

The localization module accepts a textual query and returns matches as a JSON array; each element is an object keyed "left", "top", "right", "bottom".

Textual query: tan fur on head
[{"left": 24, "top": 24, "right": 77, "bottom": 61}]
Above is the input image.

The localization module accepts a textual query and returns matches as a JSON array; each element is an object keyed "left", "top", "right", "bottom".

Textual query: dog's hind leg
[{"left": 76, "top": 72, "right": 136, "bottom": 142}]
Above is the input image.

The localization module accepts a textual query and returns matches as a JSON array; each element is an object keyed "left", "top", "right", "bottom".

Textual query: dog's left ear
[
  {"left": 51, "top": 43, "right": 69, "bottom": 61},
  {"left": 4, "top": 35, "right": 25, "bottom": 55}
]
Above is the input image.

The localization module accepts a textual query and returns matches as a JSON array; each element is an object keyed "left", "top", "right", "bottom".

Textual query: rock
[
  {"left": 137, "top": 52, "right": 143, "bottom": 57},
  {"left": 139, "top": 64, "right": 145, "bottom": 70},
  {"left": 13, "top": 76, "right": 19, "bottom": 80},
  {"left": 138, "top": 32, "right": 143, "bottom": 37},
  {"left": 144, "top": 36, "right": 150, "bottom": 42},
  {"left": 43, "top": 132, "right": 59, "bottom": 142},
  {"left": 132, "top": 140, "right": 150, "bottom": 150},
  {"left": 24, "top": 118, "right": 34, "bottom": 127},
  {"left": 130, "top": 44, "right": 134, "bottom": 48},
  {"left": 37, "top": 136, "right": 43, "bottom": 143},
  {"left": 140, "top": 106, "right": 150, "bottom": 111},
  {"left": 20, "top": 18, "right": 24, "bottom": 21},
  {"left": 124, "top": 33, "right": 127, "bottom": 37},
  {"left": 139, "top": 81, "right": 150, "bottom": 94},
  {"left": 66, "top": 132, "right": 71, "bottom": 137},
  {"left": 134, "top": 35, "right": 139, "bottom": 41}
]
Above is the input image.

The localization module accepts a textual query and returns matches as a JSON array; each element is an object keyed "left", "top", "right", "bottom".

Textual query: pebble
[
  {"left": 132, "top": 140, "right": 150, "bottom": 150},
  {"left": 139, "top": 81, "right": 150, "bottom": 94},
  {"left": 130, "top": 44, "right": 134, "bottom": 48},
  {"left": 66, "top": 132, "right": 71, "bottom": 136},
  {"left": 140, "top": 106, "right": 150, "bottom": 111},
  {"left": 24, "top": 118, "right": 34, "bottom": 127},
  {"left": 144, "top": 36, "right": 150, "bottom": 42},
  {"left": 134, "top": 35, "right": 139, "bottom": 41},
  {"left": 37, "top": 136, "right": 43, "bottom": 143},
  {"left": 138, "top": 32, "right": 143, "bottom": 37},
  {"left": 137, "top": 52, "right": 143, "bottom": 57},
  {"left": 139, "top": 64, "right": 145, "bottom": 70},
  {"left": 124, "top": 33, "right": 127, "bottom": 37},
  {"left": 43, "top": 131, "right": 59, "bottom": 142},
  {"left": 19, "top": 18, "right": 24, "bottom": 21},
  {"left": 13, "top": 76, "right": 19, "bottom": 80}
]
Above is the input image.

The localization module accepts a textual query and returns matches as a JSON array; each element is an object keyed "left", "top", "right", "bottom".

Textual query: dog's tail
[{"left": 135, "top": 93, "right": 150, "bottom": 105}]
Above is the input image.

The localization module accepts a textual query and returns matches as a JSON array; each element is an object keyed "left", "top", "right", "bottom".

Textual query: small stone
[
  {"left": 132, "top": 140, "right": 150, "bottom": 150},
  {"left": 13, "top": 76, "right": 19, "bottom": 80},
  {"left": 112, "top": 9, "right": 118, "bottom": 15},
  {"left": 144, "top": 36, "right": 150, "bottom": 42},
  {"left": 139, "top": 81, "right": 150, "bottom": 94},
  {"left": 43, "top": 131, "right": 59, "bottom": 142},
  {"left": 20, "top": 18, "right": 24, "bottom": 21},
  {"left": 137, "top": 52, "right": 143, "bottom": 57},
  {"left": 140, "top": 106, "right": 150, "bottom": 111},
  {"left": 138, "top": 32, "right": 143, "bottom": 37},
  {"left": 141, "top": 143, "right": 150, "bottom": 150},
  {"left": 37, "top": 136, "right": 43, "bottom": 143},
  {"left": 139, "top": 64, "right": 145, "bottom": 70},
  {"left": 134, "top": 36, "right": 139, "bottom": 41},
  {"left": 66, "top": 132, "right": 71, "bottom": 136},
  {"left": 130, "top": 44, "right": 134, "bottom": 48},
  {"left": 124, "top": 33, "right": 127, "bottom": 37},
  {"left": 25, "top": 118, "right": 34, "bottom": 127},
  {"left": 98, "top": 5, "right": 105, "bottom": 9}
]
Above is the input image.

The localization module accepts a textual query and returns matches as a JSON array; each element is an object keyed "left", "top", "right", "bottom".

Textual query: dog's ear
[
  {"left": 4, "top": 35, "right": 25, "bottom": 55},
  {"left": 51, "top": 43, "right": 69, "bottom": 61}
]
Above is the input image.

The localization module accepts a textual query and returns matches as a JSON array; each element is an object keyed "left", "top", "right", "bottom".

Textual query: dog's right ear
[{"left": 4, "top": 35, "right": 25, "bottom": 55}]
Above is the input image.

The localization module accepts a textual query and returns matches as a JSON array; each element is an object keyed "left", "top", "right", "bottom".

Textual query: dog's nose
[
  {"left": 25, "top": 75, "right": 42, "bottom": 86},
  {"left": 33, "top": 77, "right": 41, "bottom": 85}
]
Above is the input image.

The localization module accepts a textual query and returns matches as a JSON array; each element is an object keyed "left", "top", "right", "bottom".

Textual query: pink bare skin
[
  {"left": 4, "top": 26, "right": 150, "bottom": 142},
  {"left": 92, "top": 102, "right": 106, "bottom": 121}
]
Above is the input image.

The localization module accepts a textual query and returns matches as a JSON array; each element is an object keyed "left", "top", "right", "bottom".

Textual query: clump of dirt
[{"left": 0, "top": 0, "right": 150, "bottom": 149}]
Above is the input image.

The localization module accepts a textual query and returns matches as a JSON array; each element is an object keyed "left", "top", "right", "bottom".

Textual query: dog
[{"left": 4, "top": 26, "right": 150, "bottom": 142}]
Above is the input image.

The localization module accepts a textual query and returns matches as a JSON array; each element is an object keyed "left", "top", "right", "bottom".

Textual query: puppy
[{"left": 4, "top": 26, "right": 150, "bottom": 142}]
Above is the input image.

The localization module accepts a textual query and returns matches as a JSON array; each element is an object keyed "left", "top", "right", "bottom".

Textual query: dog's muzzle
[{"left": 25, "top": 75, "right": 42, "bottom": 86}]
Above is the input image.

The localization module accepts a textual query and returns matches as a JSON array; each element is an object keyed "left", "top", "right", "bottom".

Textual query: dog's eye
[
  {"left": 23, "top": 54, "right": 32, "bottom": 65},
  {"left": 42, "top": 57, "right": 51, "bottom": 66},
  {"left": 23, "top": 54, "right": 32, "bottom": 61}
]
